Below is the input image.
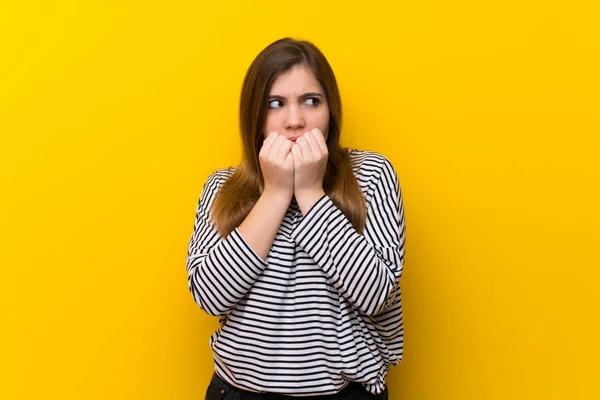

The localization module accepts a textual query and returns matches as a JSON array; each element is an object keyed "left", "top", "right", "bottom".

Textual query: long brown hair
[{"left": 211, "top": 37, "right": 366, "bottom": 237}]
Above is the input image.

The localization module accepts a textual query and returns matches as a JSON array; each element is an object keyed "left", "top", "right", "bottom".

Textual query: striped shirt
[{"left": 186, "top": 149, "right": 406, "bottom": 396}]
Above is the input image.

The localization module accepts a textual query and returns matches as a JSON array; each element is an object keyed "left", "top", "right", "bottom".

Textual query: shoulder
[
  {"left": 346, "top": 148, "right": 398, "bottom": 189},
  {"left": 197, "top": 166, "right": 238, "bottom": 206},
  {"left": 204, "top": 166, "right": 238, "bottom": 188}
]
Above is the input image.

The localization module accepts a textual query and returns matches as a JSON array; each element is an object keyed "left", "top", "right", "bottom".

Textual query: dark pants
[{"left": 205, "top": 373, "right": 388, "bottom": 400}]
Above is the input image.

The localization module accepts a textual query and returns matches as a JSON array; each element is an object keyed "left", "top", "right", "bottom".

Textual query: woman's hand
[
  {"left": 291, "top": 128, "right": 328, "bottom": 214},
  {"left": 259, "top": 132, "right": 294, "bottom": 198}
]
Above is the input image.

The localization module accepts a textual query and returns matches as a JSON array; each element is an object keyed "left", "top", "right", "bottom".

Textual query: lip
[{"left": 288, "top": 136, "right": 300, "bottom": 142}]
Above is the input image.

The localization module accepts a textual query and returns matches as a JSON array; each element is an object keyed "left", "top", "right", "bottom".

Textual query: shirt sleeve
[
  {"left": 186, "top": 170, "right": 269, "bottom": 316},
  {"left": 290, "top": 155, "right": 406, "bottom": 316}
]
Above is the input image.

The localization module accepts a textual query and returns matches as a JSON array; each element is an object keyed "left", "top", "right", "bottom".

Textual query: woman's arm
[
  {"left": 237, "top": 190, "right": 291, "bottom": 261},
  {"left": 186, "top": 171, "right": 289, "bottom": 316},
  {"left": 290, "top": 155, "right": 406, "bottom": 316}
]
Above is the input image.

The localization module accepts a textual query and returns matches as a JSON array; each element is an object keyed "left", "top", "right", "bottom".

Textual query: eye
[
  {"left": 268, "top": 100, "right": 284, "bottom": 109},
  {"left": 305, "top": 97, "right": 320, "bottom": 107}
]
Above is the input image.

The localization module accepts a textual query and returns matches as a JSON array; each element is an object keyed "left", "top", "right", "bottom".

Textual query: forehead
[{"left": 269, "top": 65, "right": 323, "bottom": 94}]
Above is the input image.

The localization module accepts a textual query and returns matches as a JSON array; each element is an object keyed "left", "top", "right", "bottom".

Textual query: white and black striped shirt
[{"left": 186, "top": 149, "right": 406, "bottom": 396}]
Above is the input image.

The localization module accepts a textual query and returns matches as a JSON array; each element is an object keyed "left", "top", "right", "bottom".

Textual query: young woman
[{"left": 186, "top": 37, "right": 406, "bottom": 400}]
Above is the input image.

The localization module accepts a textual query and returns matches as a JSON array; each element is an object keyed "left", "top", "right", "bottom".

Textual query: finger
[
  {"left": 261, "top": 131, "right": 279, "bottom": 154},
  {"left": 265, "top": 131, "right": 279, "bottom": 148},
  {"left": 301, "top": 132, "right": 317, "bottom": 155},
  {"left": 272, "top": 135, "right": 287, "bottom": 156},
  {"left": 276, "top": 136, "right": 294, "bottom": 160},
  {"left": 291, "top": 143, "right": 303, "bottom": 164},
  {"left": 311, "top": 128, "right": 328, "bottom": 154},
  {"left": 296, "top": 135, "right": 313, "bottom": 159}
]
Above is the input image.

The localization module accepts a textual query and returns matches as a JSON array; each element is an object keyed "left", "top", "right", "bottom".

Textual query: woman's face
[{"left": 263, "top": 65, "right": 330, "bottom": 143}]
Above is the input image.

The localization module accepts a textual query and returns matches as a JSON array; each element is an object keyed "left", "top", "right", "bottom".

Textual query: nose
[{"left": 284, "top": 104, "right": 304, "bottom": 130}]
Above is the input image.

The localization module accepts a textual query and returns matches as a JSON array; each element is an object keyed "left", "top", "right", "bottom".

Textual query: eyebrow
[{"left": 268, "top": 92, "right": 324, "bottom": 100}]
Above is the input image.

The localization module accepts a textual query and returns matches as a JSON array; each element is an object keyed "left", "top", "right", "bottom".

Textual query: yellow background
[{"left": 1, "top": 1, "right": 599, "bottom": 399}]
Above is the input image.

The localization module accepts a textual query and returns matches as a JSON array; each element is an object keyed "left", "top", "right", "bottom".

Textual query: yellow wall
[{"left": 1, "top": 1, "right": 599, "bottom": 399}]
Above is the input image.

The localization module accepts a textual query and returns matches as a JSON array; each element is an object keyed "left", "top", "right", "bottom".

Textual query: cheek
[
  {"left": 306, "top": 108, "right": 329, "bottom": 129},
  {"left": 263, "top": 114, "right": 280, "bottom": 136},
  {"left": 262, "top": 119, "right": 272, "bottom": 139},
  {"left": 320, "top": 109, "right": 330, "bottom": 135}
]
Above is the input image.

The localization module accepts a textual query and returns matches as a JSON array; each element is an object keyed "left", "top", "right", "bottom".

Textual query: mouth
[{"left": 288, "top": 136, "right": 300, "bottom": 142}]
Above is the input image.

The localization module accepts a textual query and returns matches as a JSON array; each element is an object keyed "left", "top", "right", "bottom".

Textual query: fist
[
  {"left": 291, "top": 128, "right": 329, "bottom": 196},
  {"left": 259, "top": 131, "right": 295, "bottom": 197}
]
